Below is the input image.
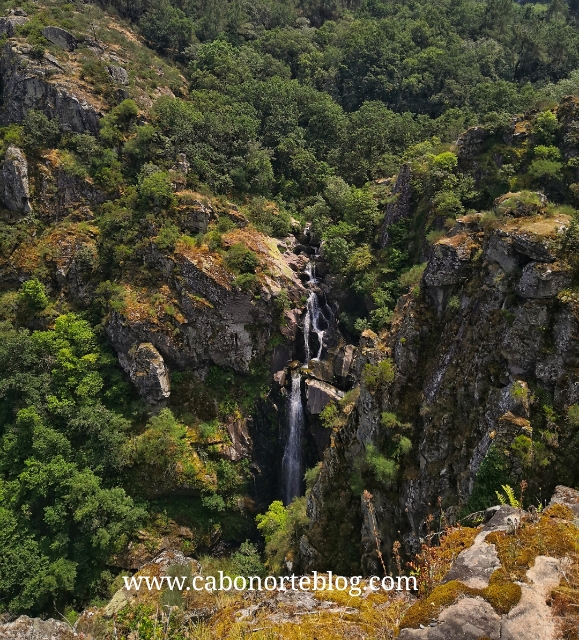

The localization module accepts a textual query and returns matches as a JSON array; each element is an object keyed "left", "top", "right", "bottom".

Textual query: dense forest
[{"left": 2, "top": 0, "right": 579, "bottom": 633}]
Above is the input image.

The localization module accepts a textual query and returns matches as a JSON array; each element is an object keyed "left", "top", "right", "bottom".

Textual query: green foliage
[
  {"left": 140, "top": 0, "right": 193, "bottom": 56},
  {"left": 0, "top": 317, "right": 145, "bottom": 614},
  {"left": 533, "top": 111, "right": 559, "bottom": 145},
  {"left": 22, "top": 111, "right": 60, "bottom": 151},
  {"left": 138, "top": 171, "right": 176, "bottom": 210},
  {"left": 399, "top": 263, "right": 427, "bottom": 289},
  {"left": 224, "top": 243, "right": 259, "bottom": 274},
  {"left": 495, "top": 484, "right": 520, "bottom": 509},
  {"left": 568, "top": 405, "right": 579, "bottom": 428},
  {"left": 467, "top": 445, "right": 511, "bottom": 512},
  {"left": 232, "top": 273, "right": 258, "bottom": 292},
  {"left": 365, "top": 444, "right": 398, "bottom": 485},
  {"left": 18, "top": 279, "right": 48, "bottom": 313},
  {"left": 230, "top": 541, "right": 266, "bottom": 578},
  {"left": 362, "top": 359, "right": 395, "bottom": 391},
  {"left": 256, "top": 497, "right": 308, "bottom": 573}
]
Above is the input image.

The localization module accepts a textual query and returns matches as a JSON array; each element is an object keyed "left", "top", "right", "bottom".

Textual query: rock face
[
  {"left": 305, "top": 379, "right": 344, "bottom": 415},
  {"left": 2, "top": 145, "right": 31, "bottom": 215},
  {"left": 422, "top": 234, "right": 474, "bottom": 314},
  {"left": 301, "top": 210, "right": 577, "bottom": 575},
  {"left": 41, "top": 26, "right": 77, "bottom": 51},
  {"left": 456, "top": 125, "right": 487, "bottom": 161},
  {"left": 106, "top": 239, "right": 305, "bottom": 385},
  {"left": 119, "top": 343, "right": 171, "bottom": 403},
  {"left": 0, "top": 42, "right": 101, "bottom": 134},
  {"left": 380, "top": 164, "right": 413, "bottom": 248},
  {"left": 0, "top": 14, "right": 28, "bottom": 37}
]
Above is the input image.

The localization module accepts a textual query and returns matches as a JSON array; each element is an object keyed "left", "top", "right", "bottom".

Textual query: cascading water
[
  {"left": 281, "top": 369, "right": 305, "bottom": 505},
  {"left": 281, "top": 251, "right": 330, "bottom": 504}
]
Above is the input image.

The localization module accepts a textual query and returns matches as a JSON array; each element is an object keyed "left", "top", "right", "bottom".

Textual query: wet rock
[
  {"left": 381, "top": 163, "right": 412, "bottom": 248},
  {"left": 2, "top": 145, "right": 31, "bottom": 215},
  {"left": 119, "top": 343, "right": 170, "bottom": 403},
  {"left": 107, "top": 64, "right": 129, "bottom": 85},
  {"left": 42, "top": 26, "right": 77, "bottom": 51},
  {"left": 305, "top": 379, "right": 343, "bottom": 414},
  {"left": 548, "top": 485, "right": 579, "bottom": 516},
  {"left": 516, "top": 262, "right": 571, "bottom": 299},
  {"left": 0, "top": 616, "right": 78, "bottom": 639}
]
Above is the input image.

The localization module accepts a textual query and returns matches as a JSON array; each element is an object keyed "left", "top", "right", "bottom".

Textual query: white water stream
[
  {"left": 281, "top": 369, "right": 305, "bottom": 505},
  {"left": 281, "top": 253, "right": 330, "bottom": 504}
]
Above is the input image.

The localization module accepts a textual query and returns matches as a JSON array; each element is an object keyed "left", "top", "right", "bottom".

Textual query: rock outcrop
[
  {"left": 381, "top": 163, "right": 413, "bottom": 248},
  {"left": 2, "top": 145, "right": 31, "bottom": 215},
  {"left": 0, "top": 616, "right": 77, "bottom": 640},
  {"left": 305, "top": 379, "right": 344, "bottom": 414},
  {"left": 119, "top": 342, "right": 171, "bottom": 403},
  {"left": 41, "top": 26, "right": 77, "bottom": 51},
  {"left": 301, "top": 209, "right": 578, "bottom": 576},
  {"left": 0, "top": 42, "right": 101, "bottom": 134}
]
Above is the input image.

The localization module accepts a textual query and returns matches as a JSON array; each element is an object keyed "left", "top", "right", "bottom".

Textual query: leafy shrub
[
  {"left": 246, "top": 198, "right": 292, "bottom": 237},
  {"left": 155, "top": 224, "right": 180, "bottom": 252},
  {"left": 230, "top": 541, "right": 266, "bottom": 577},
  {"left": 138, "top": 171, "right": 175, "bottom": 210},
  {"left": 18, "top": 278, "right": 48, "bottom": 312},
  {"left": 365, "top": 444, "right": 398, "bottom": 484},
  {"left": 22, "top": 111, "right": 60, "bottom": 151},
  {"left": 399, "top": 263, "right": 427, "bottom": 289},
  {"left": 224, "top": 243, "right": 259, "bottom": 274},
  {"left": 233, "top": 273, "right": 258, "bottom": 292},
  {"left": 362, "top": 359, "right": 395, "bottom": 390},
  {"left": 256, "top": 497, "right": 308, "bottom": 573}
]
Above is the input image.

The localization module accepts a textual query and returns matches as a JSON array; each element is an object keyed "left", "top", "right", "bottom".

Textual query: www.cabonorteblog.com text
[{"left": 123, "top": 572, "right": 417, "bottom": 597}]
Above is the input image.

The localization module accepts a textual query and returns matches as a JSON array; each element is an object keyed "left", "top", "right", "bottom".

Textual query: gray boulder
[
  {"left": 2, "top": 145, "right": 31, "bottom": 214},
  {"left": 0, "top": 616, "right": 77, "bottom": 639},
  {"left": 120, "top": 343, "right": 171, "bottom": 403},
  {"left": 42, "top": 26, "right": 77, "bottom": 51},
  {"left": 107, "top": 64, "right": 129, "bottom": 85},
  {"left": 305, "top": 379, "right": 343, "bottom": 414}
]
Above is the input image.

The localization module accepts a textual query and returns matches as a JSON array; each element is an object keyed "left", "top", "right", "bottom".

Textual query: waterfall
[
  {"left": 281, "top": 370, "right": 305, "bottom": 505},
  {"left": 302, "top": 253, "right": 328, "bottom": 364},
  {"left": 304, "top": 292, "right": 326, "bottom": 362},
  {"left": 282, "top": 252, "right": 329, "bottom": 504}
]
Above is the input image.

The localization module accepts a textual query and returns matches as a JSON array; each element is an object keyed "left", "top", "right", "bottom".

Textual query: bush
[
  {"left": 230, "top": 541, "right": 266, "bottom": 578},
  {"left": 233, "top": 273, "right": 258, "bottom": 292},
  {"left": 399, "top": 263, "right": 427, "bottom": 289},
  {"left": 362, "top": 359, "right": 395, "bottom": 390},
  {"left": 224, "top": 243, "right": 259, "bottom": 274},
  {"left": 18, "top": 278, "right": 48, "bottom": 312},
  {"left": 138, "top": 171, "right": 175, "bottom": 210},
  {"left": 22, "top": 111, "right": 60, "bottom": 151}
]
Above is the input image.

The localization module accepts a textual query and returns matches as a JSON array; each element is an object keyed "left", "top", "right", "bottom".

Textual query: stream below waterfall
[{"left": 281, "top": 251, "right": 331, "bottom": 504}]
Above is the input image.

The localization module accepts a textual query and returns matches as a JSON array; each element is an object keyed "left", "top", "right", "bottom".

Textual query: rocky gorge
[{"left": 1, "top": 0, "right": 579, "bottom": 638}]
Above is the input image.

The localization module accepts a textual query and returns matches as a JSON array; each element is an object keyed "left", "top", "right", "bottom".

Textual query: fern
[{"left": 495, "top": 484, "right": 520, "bottom": 508}]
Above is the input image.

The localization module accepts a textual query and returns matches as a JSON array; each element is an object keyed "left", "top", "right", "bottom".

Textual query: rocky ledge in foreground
[{"left": 2, "top": 486, "right": 578, "bottom": 640}]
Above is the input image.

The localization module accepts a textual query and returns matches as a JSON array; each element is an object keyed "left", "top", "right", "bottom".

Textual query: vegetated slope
[{"left": 1, "top": 0, "right": 579, "bottom": 624}]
